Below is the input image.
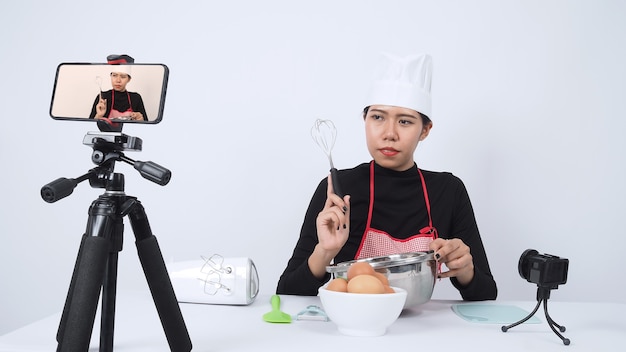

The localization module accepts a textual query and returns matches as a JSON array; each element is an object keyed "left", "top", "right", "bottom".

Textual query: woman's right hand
[
  {"left": 308, "top": 175, "right": 350, "bottom": 278},
  {"left": 95, "top": 97, "right": 107, "bottom": 118}
]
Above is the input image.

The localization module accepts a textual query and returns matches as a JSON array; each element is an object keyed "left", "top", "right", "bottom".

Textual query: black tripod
[
  {"left": 501, "top": 286, "right": 570, "bottom": 345},
  {"left": 41, "top": 132, "right": 192, "bottom": 352}
]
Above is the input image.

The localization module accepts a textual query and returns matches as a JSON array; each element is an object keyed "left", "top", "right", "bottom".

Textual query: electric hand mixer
[{"left": 311, "top": 119, "right": 343, "bottom": 198}]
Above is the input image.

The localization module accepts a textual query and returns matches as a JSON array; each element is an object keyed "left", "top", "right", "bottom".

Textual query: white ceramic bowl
[{"left": 318, "top": 286, "right": 407, "bottom": 336}]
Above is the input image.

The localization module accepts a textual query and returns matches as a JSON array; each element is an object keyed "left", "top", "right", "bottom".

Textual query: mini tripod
[
  {"left": 501, "top": 286, "right": 570, "bottom": 345},
  {"left": 41, "top": 132, "right": 192, "bottom": 352}
]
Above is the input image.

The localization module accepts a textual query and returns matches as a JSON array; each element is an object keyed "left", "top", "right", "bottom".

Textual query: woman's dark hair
[{"left": 362, "top": 106, "right": 432, "bottom": 125}]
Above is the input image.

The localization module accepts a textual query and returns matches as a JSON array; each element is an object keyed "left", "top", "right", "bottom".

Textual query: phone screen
[{"left": 50, "top": 63, "right": 169, "bottom": 124}]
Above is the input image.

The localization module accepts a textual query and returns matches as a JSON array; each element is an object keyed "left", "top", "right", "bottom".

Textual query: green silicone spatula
[{"left": 263, "top": 295, "right": 292, "bottom": 323}]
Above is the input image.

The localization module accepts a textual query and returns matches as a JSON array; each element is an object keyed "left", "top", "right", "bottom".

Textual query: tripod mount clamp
[{"left": 41, "top": 132, "right": 171, "bottom": 203}]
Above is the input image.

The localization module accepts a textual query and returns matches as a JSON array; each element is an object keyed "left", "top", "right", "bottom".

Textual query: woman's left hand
[
  {"left": 130, "top": 112, "right": 144, "bottom": 121},
  {"left": 429, "top": 238, "right": 474, "bottom": 286}
]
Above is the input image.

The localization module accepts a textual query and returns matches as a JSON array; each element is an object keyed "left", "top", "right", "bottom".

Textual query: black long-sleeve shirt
[{"left": 276, "top": 162, "right": 497, "bottom": 301}]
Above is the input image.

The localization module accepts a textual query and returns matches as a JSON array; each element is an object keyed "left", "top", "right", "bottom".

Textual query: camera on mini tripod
[
  {"left": 502, "top": 249, "right": 571, "bottom": 345},
  {"left": 518, "top": 249, "right": 569, "bottom": 289}
]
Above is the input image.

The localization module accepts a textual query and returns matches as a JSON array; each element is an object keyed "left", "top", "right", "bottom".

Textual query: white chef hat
[
  {"left": 364, "top": 53, "right": 433, "bottom": 118},
  {"left": 110, "top": 64, "right": 132, "bottom": 77}
]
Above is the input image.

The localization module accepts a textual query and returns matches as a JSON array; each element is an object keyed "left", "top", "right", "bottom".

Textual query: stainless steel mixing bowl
[{"left": 326, "top": 251, "right": 436, "bottom": 308}]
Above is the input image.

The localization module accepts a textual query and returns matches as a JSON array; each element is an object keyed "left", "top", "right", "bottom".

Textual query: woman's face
[
  {"left": 364, "top": 105, "right": 432, "bottom": 171},
  {"left": 110, "top": 72, "right": 131, "bottom": 92}
]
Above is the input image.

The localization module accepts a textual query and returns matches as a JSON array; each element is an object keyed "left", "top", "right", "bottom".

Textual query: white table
[{"left": 1, "top": 290, "right": 623, "bottom": 351}]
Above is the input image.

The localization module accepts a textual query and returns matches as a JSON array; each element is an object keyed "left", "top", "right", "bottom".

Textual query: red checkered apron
[
  {"left": 108, "top": 91, "right": 134, "bottom": 120},
  {"left": 98, "top": 91, "right": 134, "bottom": 128},
  {"left": 355, "top": 161, "right": 438, "bottom": 259}
]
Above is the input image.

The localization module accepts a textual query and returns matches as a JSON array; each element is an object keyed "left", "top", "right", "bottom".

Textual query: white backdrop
[{"left": 1, "top": 0, "right": 624, "bottom": 335}]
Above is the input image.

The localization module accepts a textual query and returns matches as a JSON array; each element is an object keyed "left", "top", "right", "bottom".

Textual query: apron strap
[
  {"left": 367, "top": 161, "right": 433, "bottom": 228},
  {"left": 108, "top": 89, "right": 115, "bottom": 117},
  {"left": 366, "top": 161, "right": 375, "bottom": 228},
  {"left": 416, "top": 167, "right": 433, "bottom": 228}
]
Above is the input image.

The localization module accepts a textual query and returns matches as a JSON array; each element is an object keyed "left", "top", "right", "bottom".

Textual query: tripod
[
  {"left": 501, "top": 286, "right": 570, "bottom": 345},
  {"left": 41, "top": 132, "right": 192, "bottom": 352}
]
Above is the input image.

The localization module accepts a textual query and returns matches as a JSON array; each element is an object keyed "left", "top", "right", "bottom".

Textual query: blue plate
[{"left": 452, "top": 304, "right": 541, "bottom": 324}]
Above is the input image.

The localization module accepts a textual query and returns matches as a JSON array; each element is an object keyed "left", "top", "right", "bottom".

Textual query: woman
[
  {"left": 276, "top": 53, "right": 497, "bottom": 301},
  {"left": 89, "top": 65, "right": 148, "bottom": 121}
]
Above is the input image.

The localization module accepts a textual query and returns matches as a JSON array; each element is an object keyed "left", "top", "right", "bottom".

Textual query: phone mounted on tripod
[
  {"left": 41, "top": 55, "right": 192, "bottom": 352},
  {"left": 50, "top": 54, "right": 168, "bottom": 132},
  {"left": 43, "top": 54, "right": 172, "bottom": 201}
]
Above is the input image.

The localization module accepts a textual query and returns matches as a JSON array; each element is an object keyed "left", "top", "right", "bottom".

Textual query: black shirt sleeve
[
  {"left": 276, "top": 179, "right": 330, "bottom": 295},
  {"left": 129, "top": 92, "right": 148, "bottom": 121},
  {"left": 443, "top": 178, "right": 497, "bottom": 300}
]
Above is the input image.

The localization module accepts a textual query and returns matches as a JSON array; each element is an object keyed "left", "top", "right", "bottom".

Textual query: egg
[
  {"left": 347, "top": 262, "right": 376, "bottom": 281},
  {"left": 373, "top": 271, "right": 389, "bottom": 286},
  {"left": 383, "top": 285, "right": 396, "bottom": 293},
  {"left": 327, "top": 278, "right": 348, "bottom": 292},
  {"left": 347, "top": 274, "right": 386, "bottom": 294}
]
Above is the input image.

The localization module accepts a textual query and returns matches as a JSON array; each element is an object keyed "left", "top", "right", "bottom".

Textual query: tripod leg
[
  {"left": 56, "top": 234, "right": 87, "bottom": 344},
  {"left": 129, "top": 201, "right": 193, "bottom": 352},
  {"left": 100, "top": 251, "right": 119, "bottom": 351},
  {"left": 543, "top": 299, "right": 571, "bottom": 345},
  {"left": 56, "top": 236, "right": 110, "bottom": 352},
  {"left": 100, "top": 216, "right": 124, "bottom": 352},
  {"left": 542, "top": 298, "right": 566, "bottom": 332},
  {"left": 501, "top": 299, "right": 542, "bottom": 332}
]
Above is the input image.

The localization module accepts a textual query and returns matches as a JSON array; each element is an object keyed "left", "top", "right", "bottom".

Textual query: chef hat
[
  {"left": 110, "top": 64, "right": 132, "bottom": 77},
  {"left": 364, "top": 53, "right": 433, "bottom": 118}
]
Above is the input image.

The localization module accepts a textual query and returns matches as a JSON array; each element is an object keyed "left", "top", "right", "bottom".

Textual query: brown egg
[
  {"left": 347, "top": 274, "right": 385, "bottom": 294},
  {"left": 347, "top": 262, "right": 375, "bottom": 281},
  {"left": 383, "top": 285, "right": 396, "bottom": 294},
  {"left": 327, "top": 278, "right": 348, "bottom": 292},
  {"left": 373, "top": 271, "right": 389, "bottom": 286}
]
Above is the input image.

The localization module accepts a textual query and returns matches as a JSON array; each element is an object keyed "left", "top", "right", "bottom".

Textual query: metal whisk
[
  {"left": 95, "top": 76, "right": 103, "bottom": 99},
  {"left": 311, "top": 119, "right": 343, "bottom": 197}
]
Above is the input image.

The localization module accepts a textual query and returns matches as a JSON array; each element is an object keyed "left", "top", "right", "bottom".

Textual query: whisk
[
  {"left": 311, "top": 119, "right": 343, "bottom": 198},
  {"left": 95, "top": 76, "right": 103, "bottom": 99}
]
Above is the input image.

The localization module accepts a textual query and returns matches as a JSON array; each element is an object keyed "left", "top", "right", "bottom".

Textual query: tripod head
[{"left": 41, "top": 132, "right": 171, "bottom": 203}]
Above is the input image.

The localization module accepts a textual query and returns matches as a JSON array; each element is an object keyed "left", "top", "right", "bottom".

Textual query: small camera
[
  {"left": 506, "top": 249, "right": 572, "bottom": 345},
  {"left": 518, "top": 249, "right": 569, "bottom": 288}
]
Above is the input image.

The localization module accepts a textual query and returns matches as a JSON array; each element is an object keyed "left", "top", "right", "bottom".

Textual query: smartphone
[{"left": 50, "top": 63, "right": 169, "bottom": 124}]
